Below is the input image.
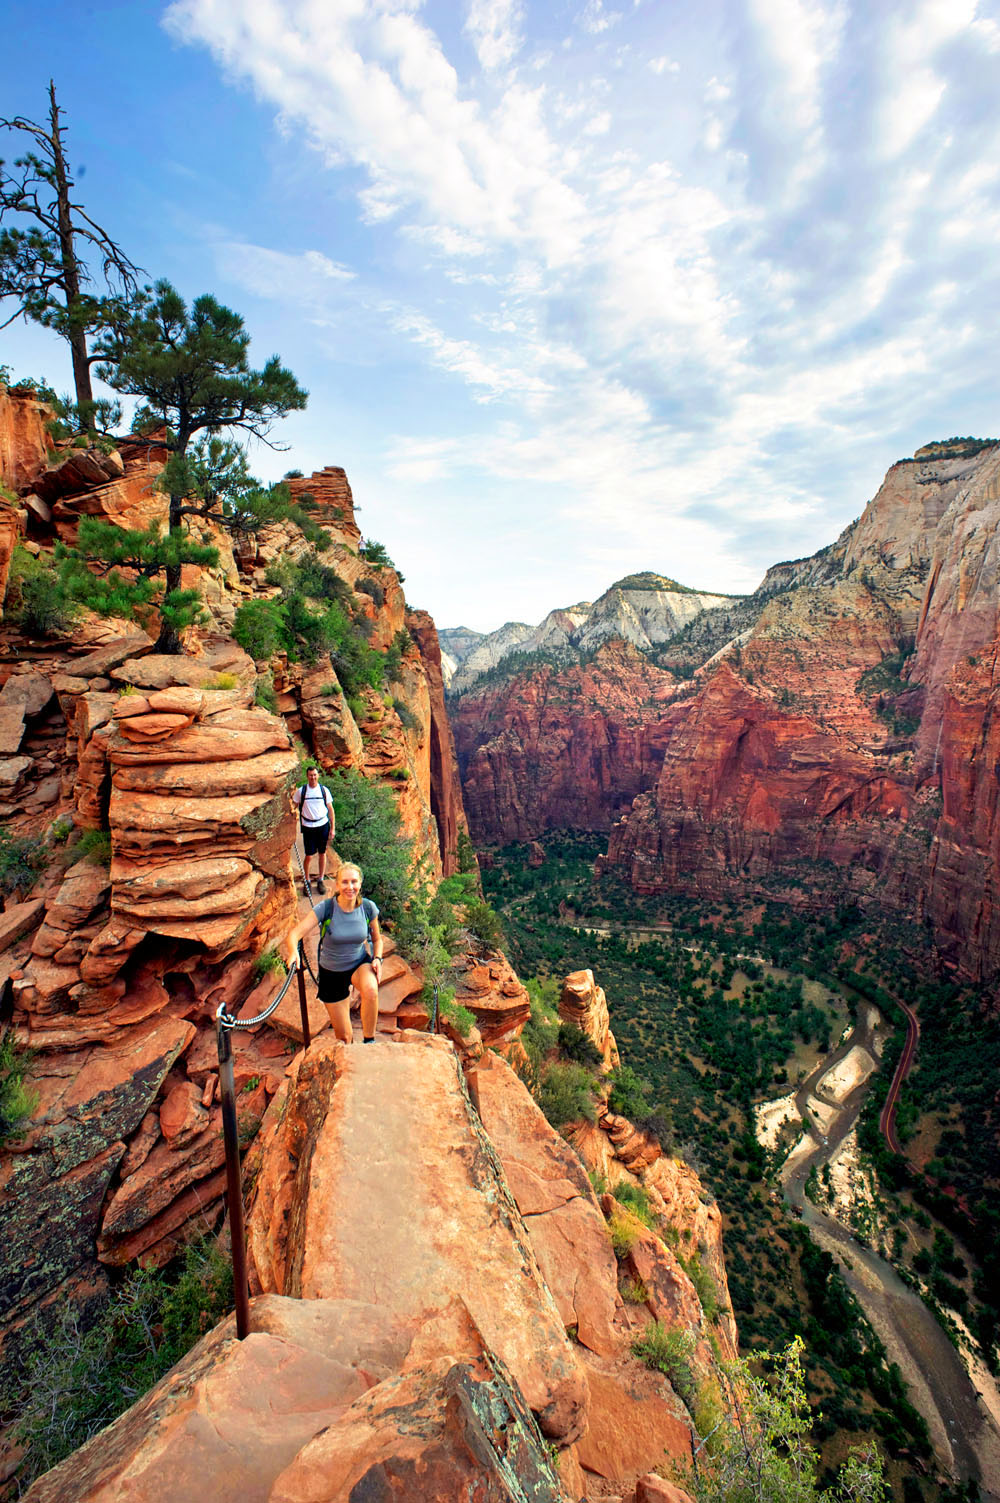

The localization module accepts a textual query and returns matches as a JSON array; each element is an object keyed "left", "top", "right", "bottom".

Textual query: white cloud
[
  {"left": 578, "top": 0, "right": 623, "bottom": 35},
  {"left": 464, "top": 0, "right": 524, "bottom": 72},
  {"left": 166, "top": 0, "right": 1000, "bottom": 622}
]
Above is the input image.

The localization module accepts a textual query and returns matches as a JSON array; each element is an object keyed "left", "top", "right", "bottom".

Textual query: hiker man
[{"left": 293, "top": 765, "right": 335, "bottom": 894}]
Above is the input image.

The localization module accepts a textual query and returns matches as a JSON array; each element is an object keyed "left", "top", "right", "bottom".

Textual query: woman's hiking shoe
[{"left": 316, "top": 879, "right": 327, "bottom": 895}]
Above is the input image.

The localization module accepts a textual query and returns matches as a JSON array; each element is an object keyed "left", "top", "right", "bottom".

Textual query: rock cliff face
[
  {"left": 606, "top": 441, "right": 1000, "bottom": 979},
  {"left": 453, "top": 639, "right": 686, "bottom": 844}
]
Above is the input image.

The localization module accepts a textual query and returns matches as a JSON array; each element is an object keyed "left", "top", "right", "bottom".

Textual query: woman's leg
[
  {"left": 353, "top": 962, "right": 379, "bottom": 1041},
  {"left": 325, "top": 998, "right": 352, "bottom": 1043}
]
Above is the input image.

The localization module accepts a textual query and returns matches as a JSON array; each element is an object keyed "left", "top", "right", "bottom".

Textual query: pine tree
[
  {"left": 91, "top": 280, "right": 307, "bottom": 651},
  {"left": 0, "top": 82, "right": 140, "bottom": 417}
]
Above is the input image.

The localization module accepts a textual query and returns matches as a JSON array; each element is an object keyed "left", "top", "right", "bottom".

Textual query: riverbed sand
[
  {"left": 817, "top": 1044, "right": 876, "bottom": 1102},
  {"left": 754, "top": 1093, "right": 800, "bottom": 1150}
]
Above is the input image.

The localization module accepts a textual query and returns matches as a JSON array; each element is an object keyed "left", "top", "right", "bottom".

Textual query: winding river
[{"left": 780, "top": 1007, "right": 1000, "bottom": 1499}]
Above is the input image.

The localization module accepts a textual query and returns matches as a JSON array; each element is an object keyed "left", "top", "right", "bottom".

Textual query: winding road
[{"left": 782, "top": 1008, "right": 1000, "bottom": 1498}]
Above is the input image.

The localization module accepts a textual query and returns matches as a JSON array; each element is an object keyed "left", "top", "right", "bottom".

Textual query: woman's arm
[
  {"left": 284, "top": 907, "right": 319, "bottom": 966},
  {"left": 369, "top": 915, "right": 384, "bottom": 981}
]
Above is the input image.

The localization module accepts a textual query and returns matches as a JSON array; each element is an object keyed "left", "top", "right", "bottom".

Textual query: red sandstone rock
[
  {"left": 453, "top": 639, "right": 680, "bottom": 844},
  {"left": 626, "top": 1227, "right": 703, "bottom": 1333},
  {"left": 0, "top": 669, "right": 54, "bottom": 719},
  {"left": 159, "top": 1082, "right": 208, "bottom": 1147},
  {"left": 0, "top": 385, "right": 51, "bottom": 494},
  {"left": 452, "top": 950, "right": 531, "bottom": 1050},
  {"left": 560, "top": 968, "right": 620, "bottom": 1069},
  {"left": 246, "top": 1035, "right": 589, "bottom": 1445},
  {"left": 575, "top": 1362, "right": 691, "bottom": 1482},
  {"left": 0, "top": 899, "right": 44, "bottom": 954},
  {"left": 407, "top": 609, "right": 469, "bottom": 874},
  {"left": 0, "top": 704, "right": 26, "bottom": 755},
  {"left": 477, "top": 1053, "right": 622, "bottom": 1357},
  {"left": 636, "top": 1477, "right": 697, "bottom": 1503},
  {"left": 269, "top": 1353, "right": 564, "bottom": 1503}
]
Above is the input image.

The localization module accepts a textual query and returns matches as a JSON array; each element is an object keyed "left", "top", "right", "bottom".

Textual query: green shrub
[
  {"left": 678, "top": 1337, "right": 888, "bottom": 1503},
  {"left": 253, "top": 673, "right": 278, "bottom": 713},
  {"left": 0, "top": 1032, "right": 37, "bottom": 1145},
  {"left": 393, "top": 697, "right": 421, "bottom": 733},
  {"left": 251, "top": 950, "right": 287, "bottom": 980},
  {"left": 607, "top": 1206, "right": 642, "bottom": 1257},
  {"left": 558, "top": 1021, "right": 603, "bottom": 1066},
  {"left": 539, "top": 1060, "right": 597, "bottom": 1130},
  {"left": 439, "top": 994, "right": 477, "bottom": 1039},
  {"left": 75, "top": 829, "right": 112, "bottom": 867},
  {"left": 5, "top": 546, "right": 74, "bottom": 636},
  {"left": 359, "top": 539, "right": 394, "bottom": 569},
  {"left": 464, "top": 898, "right": 504, "bottom": 953},
  {"left": 347, "top": 695, "right": 366, "bottom": 722},
  {"left": 206, "top": 672, "right": 237, "bottom": 691},
  {"left": 613, "top": 1179, "right": 655, "bottom": 1227},
  {"left": 0, "top": 830, "right": 47, "bottom": 896},
  {"left": 608, "top": 1062, "right": 652, "bottom": 1119},
  {"left": 12, "top": 1239, "right": 233, "bottom": 1489},
  {"left": 621, "top": 1275, "right": 649, "bottom": 1304},
  {"left": 680, "top": 1250, "right": 720, "bottom": 1321},
  {"left": 232, "top": 598, "right": 287, "bottom": 660},
  {"left": 632, "top": 1321, "right": 696, "bottom": 1407},
  {"left": 326, "top": 767, "right": 413, "bottom": 920}
]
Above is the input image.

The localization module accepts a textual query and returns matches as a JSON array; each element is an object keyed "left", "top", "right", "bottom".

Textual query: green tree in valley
[
  {"left": 0, "top": 81, "right": 140, "bottom": 419},
  {"left": 86, "top": 279, "right": 307, "bottom": 650}
]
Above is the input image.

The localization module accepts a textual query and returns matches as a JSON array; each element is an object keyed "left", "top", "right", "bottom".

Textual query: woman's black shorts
[
  {"left": 318, "top": 964, "right": 356, "bottom": 1005},
  {"left": 302, "top": 821, "right": 331, "bottom": 856}
]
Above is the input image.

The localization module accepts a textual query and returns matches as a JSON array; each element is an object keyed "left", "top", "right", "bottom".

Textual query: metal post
[
  {"left": 216, "top": 1012, "right": 251, "bottom": 1340},
  {"left": 296, "top": 941, "right": 311, "bottom": 1047}
]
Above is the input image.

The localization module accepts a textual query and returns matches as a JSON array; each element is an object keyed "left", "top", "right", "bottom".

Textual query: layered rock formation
[
  {"left": 453, "top": 639, "right": 685, "bottom": 844},
  {"left": 606, "top": 441, "right": 1000, "bottom": 978}
]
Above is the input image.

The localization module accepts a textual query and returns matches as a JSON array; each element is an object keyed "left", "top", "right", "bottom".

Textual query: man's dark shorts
[
  {"left": 302, "top": 821, "right": 331, "bottom": 856},
  {"left": 318, "top": 965, "right": 355, "bottom": 1004}
]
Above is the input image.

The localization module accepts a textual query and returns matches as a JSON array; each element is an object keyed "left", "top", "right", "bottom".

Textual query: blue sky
[{"left": 4, "top": 1, "right": 1000, "bottom": 631}]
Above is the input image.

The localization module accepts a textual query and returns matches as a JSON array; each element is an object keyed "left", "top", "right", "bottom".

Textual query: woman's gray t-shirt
[{"left": 314, "top": 896, "right": 378, "bottom": 972}]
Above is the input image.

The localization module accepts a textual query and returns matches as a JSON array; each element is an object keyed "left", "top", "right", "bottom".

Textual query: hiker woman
[{"left": 285, "top": 862, "right": 383, "bottom": 1044}]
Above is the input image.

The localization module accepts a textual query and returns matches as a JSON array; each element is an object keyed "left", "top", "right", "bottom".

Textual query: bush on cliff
[
  {"left": 10, "top": 1238, "right": 233, "bottom": 1489},
  {"left": 0, "top": 829, "right": 47, "bottom": 896},
  {"left": 0, "top": 1031, "right": 37, "bottom": 1145},
  {"left": 538, "top": 1060, "right": 598, "bottom": 1129},
  {"left": 323, "top": 766, "right": 413, "bottom": 920},
  {"left": 5, "top": 545, "right": 75, "bottom": 636},
  {"left": 678, "top": 1337, "right": 888, "bottom": 1503}
]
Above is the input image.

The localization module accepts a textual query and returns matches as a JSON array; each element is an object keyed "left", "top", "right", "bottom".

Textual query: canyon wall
[
  {"left": 452, "top": 640, "right": 685, "bottom": 843},
  {"left": 605, "top": 442, "right": 1000, "bottom": 978}
]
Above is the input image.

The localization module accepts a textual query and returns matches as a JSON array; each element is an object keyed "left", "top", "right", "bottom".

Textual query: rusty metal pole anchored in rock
[
  {"left": 215, "top": 957, "right": 302, "bottom": 1340},
  {"left": 216, "top": 1012, "right": 251, "bottom": 1339},
  {"left": 296, "top": 940, "right": 311, "bottom": 1047}
]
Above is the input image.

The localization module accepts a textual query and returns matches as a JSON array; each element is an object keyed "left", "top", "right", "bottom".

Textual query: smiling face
[
  {"left": 306, "top": 767, "right": 320, "bottom": 786},
  {"left": 335, "top": 864, "right": 362, "bottom": 907}
]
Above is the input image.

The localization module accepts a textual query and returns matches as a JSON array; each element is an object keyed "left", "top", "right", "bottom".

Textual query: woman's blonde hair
[{"left": 335, "top": 863, "right": 364, "bottom": 908}]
